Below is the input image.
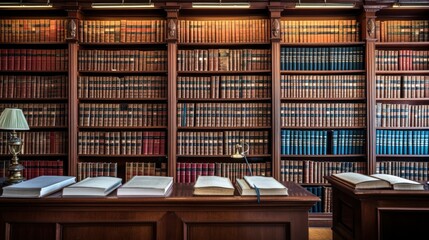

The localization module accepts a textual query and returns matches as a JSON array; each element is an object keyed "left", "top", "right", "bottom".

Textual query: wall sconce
[
  {"left": 231, "top": 142, "right": 253, "bottom": 176},
  {"left": 0, "top": 0, "right": 52, "bottom": 8},
  {"left": 0, "top": 108, "right": 30, "bottom": 185}
]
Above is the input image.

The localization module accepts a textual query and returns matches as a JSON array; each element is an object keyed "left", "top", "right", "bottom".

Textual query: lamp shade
[{"left": 0, "top": 108, "right": 30, "bottom": 130}]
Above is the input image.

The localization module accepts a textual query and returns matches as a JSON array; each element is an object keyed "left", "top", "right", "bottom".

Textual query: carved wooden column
[
  {"left": 361, "top": 5, "right": 381, "bottom": 175},
  {"left": 165, "top": 4, "right": 180, "bottom": 180},
  {"left": 66, "top": 6, "right": 82, "bottom": 177},
  {"left": 269, "top": 4, "right": 284, "bottom": 180}
]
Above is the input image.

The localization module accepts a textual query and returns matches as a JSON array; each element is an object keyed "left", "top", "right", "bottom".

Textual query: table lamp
[
  {"left": 0, "top": 108, "right": 30, "bottom": 185},
  {"left": 231, "top": 142, "right": 253, "bottom": 176}
]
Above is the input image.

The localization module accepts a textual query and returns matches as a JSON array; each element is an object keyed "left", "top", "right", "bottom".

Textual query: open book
[
  {"left": 1, "top": 175, "right": 76, "bottom": 198},
  {"left": 236, "top": 176, "right": 288, "bottom": 196},
  {"left": 193, "top": 176, "right": 234, "bottom": 196},
  {"left": 117, "top": 176, "right": 173, "bottom": 197},
  {"left": 62, "top": 176, "right": 122, "bottom": 197},
  {"left": 332, "top": 172, "right": 424, "bottom": 190}
]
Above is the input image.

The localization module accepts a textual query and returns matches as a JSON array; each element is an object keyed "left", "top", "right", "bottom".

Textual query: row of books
[
  {"left": 280, "top": 46, "right": 364, "bottom": 71},
  {"left": 376, "top": 161, "right": 429, "bottom": 181},
  {"left": 281, "top": 75, "right": 366, "bottom": 99},
  {"left": 0, "top": 103, "right": 67, "bottom": 127},
  {"left": 280, "top": 160, "right": 366, "bottom": 184},
  {"left": 78, "top": 50, "right": 167, "bottom": 71},
  {"left": 177, "top": 49, "right": 271, "bottom": 72},
  {"left": 0, "top": 49, "right": 68, "bottom": 71},
  {"left": 281, "top": 103, "right": 366, "bottom": 127},
  {"left": 79, "top": 103, "right": 167, "bottom": 127},
  {"left": 20, "top": 160, "right": 64, "bottom": 180},
  {"left": 0, "top": 19, "right": 66, "bottom": 43},
  {"left": 281, "top": 130, "right": 328, "bottom": 155},
  {"left": 0, "top": 75, "right": 67, "bottom": 99},
  {"left": 375, "top": 75, "right": 429, "bottom": 99},
  {"left": 177, "top": 75, "right": 271, "bottom": 99},
  {"left": 125, "top": 162, "right": 167, "bottom": 182},
  {"left": 0, "top": 131, "right": 66, "bottom": 154},
  {"left": 78, "top": 131, "right": 166, "bottom": 155},
  {"left": 177, "top": 102, "right": 271, "bottom": 127},
  {"left": 375, "top": 50, "right": 429, "bottom": 71},
  {"left": 306, "top": 186, "right": 330, "bottom": 213},
  {"left": 281, "top": 130, "right": 366, "bottom": 155},
  {"left": 376, "top": 130, "right": 429, "bottom": 155},
  {"left": 78, "top": 76, "right": 167, "bottom": 99},
  {"left": 376, "top": 103, "right": 429, "bottom": 127},
  {"left": 79, "top": 19, "right": 165, "bottom": 43},
  {"left": 177, "top": 131, "right": 269, "bottom": 156},
  {"left": 178, "top": 19, "right": 270, "bottom": 43},
  {"left": 281, "top": 19, "right": 360, "bottom": 43},
  {"left": 77, "top": 162, "right": 118, "bottom": 181},
  {"left": 176, "top": 161, "right": 271, "bottom": 183},
  {"left": 377, "top": 20, "right": 429, "bottom": 42}
]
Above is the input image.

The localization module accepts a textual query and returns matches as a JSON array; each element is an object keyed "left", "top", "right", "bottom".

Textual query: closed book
[
  {"left": 117, "top": 176, "right": 173, "bottom": 197},
  {"left": 62, "top": 176, "right": 122, "bottom": 197},
  {"left": 236, "top": 176, "right": 288, "bottom": 196},
  {"left": 1, "top": 175, "right": 76, "bottom": 198},
  {"left": 193, "top": 175, "right": 234, "bottom": 196}
]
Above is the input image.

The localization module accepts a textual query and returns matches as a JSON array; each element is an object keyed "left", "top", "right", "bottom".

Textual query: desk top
[{"left": 0, "top": 181, "right": 320, "bottom": 207}]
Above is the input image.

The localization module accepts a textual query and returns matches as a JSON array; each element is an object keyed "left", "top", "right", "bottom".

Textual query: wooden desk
[
  {"left": 326, "top": 176, "right": 429, "bottom": 240},
  {"left": 0, "top": 182, "right": 318, "bottom": 240}
]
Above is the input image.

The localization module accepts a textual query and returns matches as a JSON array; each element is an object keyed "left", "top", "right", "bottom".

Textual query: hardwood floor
[{"left": 309, "top": 227, "right": 333, "bottom": 240}]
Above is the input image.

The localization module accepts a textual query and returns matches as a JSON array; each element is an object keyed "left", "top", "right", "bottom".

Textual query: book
[
  {"left": 1, "top": 175, "right": 76, "bottom": 198},
  {"left": 332, "top": 172, "right": 424, "bottom": 190},
  {"left": 236, "top": 176, "right": 288, "bottom": 196},
  {"left": 193, "top": 175, "right": 234, "bottom": 196},
  {"left": 62, "top": 176, "right": 122, "bottom": 197},
  {"left": 117, "top": 176, "right": 173, "bottom": 197}
]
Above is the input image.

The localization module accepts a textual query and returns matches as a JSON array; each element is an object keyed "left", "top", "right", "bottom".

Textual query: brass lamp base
[{"left": 5, "top": 162, "right": 26, "bottom": 185}]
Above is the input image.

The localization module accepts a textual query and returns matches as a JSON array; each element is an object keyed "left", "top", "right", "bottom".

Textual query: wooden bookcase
[
  {"left": 0, "top": 1, "right": 428, "bottom": 227},
  {"left": 0, "top": 10, "right": 69, "bottom": 179}
]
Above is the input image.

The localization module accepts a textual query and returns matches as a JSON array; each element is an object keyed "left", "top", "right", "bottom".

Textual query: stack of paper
[
  {"left": 62, "top": 176, "right": 122, "bottom": 197},
  {"left": 193, "top": 175, "right": 234, "bottom": 196},
  {"left": 1, "top": 175, "right": 76, "bottom": 198},
  {"left": 117, "top": 176, "right": 173, "bottom": 197}
]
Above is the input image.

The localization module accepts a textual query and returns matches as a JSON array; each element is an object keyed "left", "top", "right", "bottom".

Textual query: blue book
[{"left": 332, "top": 130, "right": 338, "bottom": 155}]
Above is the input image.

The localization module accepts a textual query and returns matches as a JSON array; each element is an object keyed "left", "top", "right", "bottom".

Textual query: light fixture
[
  {"left": 295, "top": 0, "right": 355, "bottom": 9},
  {"left": 192, "top": 0, "right": 250, "bottom": 9},
  {"left": 0, "top": 0, "right": 52, "bottom": 8},
  {"left": 392, "top": 1, "right": 429, "bottom": 8},
  {"left": 0, "top": 108, "right": 30, "bottom": 185},
  {"left": 231, "top": 142, "right": 253, "bottom": 176},
  {"left": 92, "top": 0, "right": 154, "bottom": 9}
]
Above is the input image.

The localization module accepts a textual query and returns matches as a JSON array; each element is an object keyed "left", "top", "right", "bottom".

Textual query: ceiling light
[
  {"left": 295, "top": 0, "right": 355, "bottom": 9},
  {"left": 92, "top": 0, "right": 154, "bottom": 9},
  {"left": 192, "top": 1, "right": 250, "bottom": 9},
  {"left": 392, "top": 2, "right": 429, "bottom": 8},
  {"left": 0, "top": 0, "right": 52, "bottom": 8}
]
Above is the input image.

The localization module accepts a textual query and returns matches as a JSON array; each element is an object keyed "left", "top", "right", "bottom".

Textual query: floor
[{"left": 309, "top": 227, "right": 333, "bottom": 240}]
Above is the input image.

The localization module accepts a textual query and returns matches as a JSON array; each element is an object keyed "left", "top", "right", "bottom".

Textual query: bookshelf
[
  {"left": 75, "top": 15, "right": 168, "bottom": 181},
  {"left": 0, "top": 14, "right": 69, "bottom": 179},
  {"left": 0, "top": 0, "right": 428, "bottom": 227},
  {"left": 175, "top": 15, "right": 273, "bottom": 183},
  {"left": 372, "top": 15, "right": 429, "bottom": 181},
  {"left": 279, "top": 13, "right": 367, "bottom": 218}
]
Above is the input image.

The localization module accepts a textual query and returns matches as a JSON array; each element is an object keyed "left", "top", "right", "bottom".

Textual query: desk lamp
[{"left": 0, "top": 108, "right": 29, "bottom": 185}]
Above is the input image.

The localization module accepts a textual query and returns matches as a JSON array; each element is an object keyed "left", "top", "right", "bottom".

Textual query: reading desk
[
  {"left": 0, "top": 182, "right": 318, "bottom": 240},
  {"left": 326, "top": 176, "right": 429, "bottom": 240}
]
